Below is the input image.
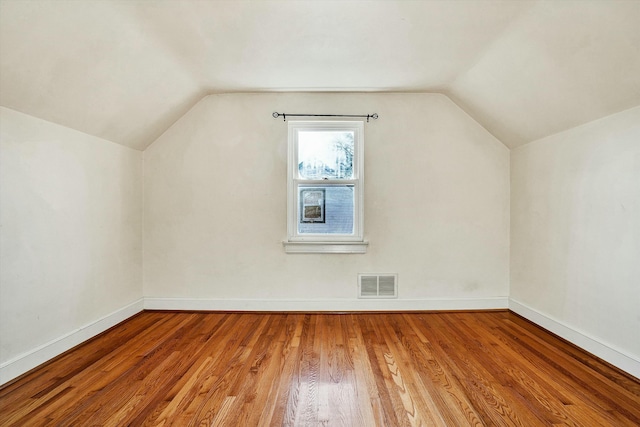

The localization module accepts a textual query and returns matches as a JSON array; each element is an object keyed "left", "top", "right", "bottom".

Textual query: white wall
[
  {"left": 0, "top": 107, "right": 143, "bottom": 383},
  {"left": 143, "top": 93, "right": 510, "bottom": 310},
  {"left": 510, "top": 106, "right": 640, "bottom": 375}
]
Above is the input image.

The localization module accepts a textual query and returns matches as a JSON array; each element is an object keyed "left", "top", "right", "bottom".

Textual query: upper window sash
[{"left": 290, "top": 121, "right": 362, "bottom": 182}]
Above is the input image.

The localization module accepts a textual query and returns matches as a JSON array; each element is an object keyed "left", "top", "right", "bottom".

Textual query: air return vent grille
[{"left": 358, "top": 274, "right": 398, "bottom": 298}]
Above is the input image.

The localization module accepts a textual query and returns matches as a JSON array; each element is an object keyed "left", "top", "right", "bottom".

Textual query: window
[{"left": 284, "top": 121, "right": 367, "bottom": 253}]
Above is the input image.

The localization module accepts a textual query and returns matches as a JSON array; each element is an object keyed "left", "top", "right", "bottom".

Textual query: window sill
[{"left": 283, "top": 241, "right": 369, "bottom": 254}]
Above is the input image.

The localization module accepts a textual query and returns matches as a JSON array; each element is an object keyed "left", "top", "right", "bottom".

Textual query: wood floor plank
[
  {"left": 378, "top": 316, "right": 445, "bottom": 426},
  {"left": 441, "top": 312, "right": 559, "bottom": 425},
  {"left": 266, "top": 314, "right": 306, "bottom": 427},
  {"left": 358, "top": 315, "right": 406, "bottom": 426},
  {"left": 348, "top": 316, "right": 386, "bottom": 427},
  {"left": 392, "top": 314, "right": 484, "bottom": 426},
  {"left": 418, "top": 313, "right": 536, "bottom": 425},
  {"left": 0, "top": 311, "right": 162, "bottom": 413},
  {"left": 1, "top": 311, "right": 638, "bottom": 426},
  {"left": 496, "top": 315, "right": 640, "bottom": 423},
  {"left": 1, "top": 312, "right": 191, "bottom": 426},
  {"left": 178, "top": 313, "right": 273, "bottom": 425}
]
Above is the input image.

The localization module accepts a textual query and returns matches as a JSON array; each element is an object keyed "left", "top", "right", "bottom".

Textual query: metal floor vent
[{"left": 358, "top": 274, "right": 398, "bottom": 298}]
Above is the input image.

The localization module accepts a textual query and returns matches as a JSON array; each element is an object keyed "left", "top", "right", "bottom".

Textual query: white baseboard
[
  {"left": 509, "top": 299, "right": 640, "bottom": 380},
  {"left": 0, "top": 298, "right": 144, "bottom": 386},
  {"left": 143, "top": 296, "right": 509, "bottom": 312}
]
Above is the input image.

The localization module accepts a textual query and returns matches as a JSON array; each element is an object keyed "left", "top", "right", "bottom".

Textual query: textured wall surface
[
  {"left": 143, "top": 93, "right": 510, "bottom": 303},
  {"left": 0, "top": 107, "right": 143, "bottom": 366},
  {"left": 511, "top": 106, "right": 640, "bottom": 360}
]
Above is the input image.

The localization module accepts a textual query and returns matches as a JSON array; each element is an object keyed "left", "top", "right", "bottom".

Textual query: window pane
[
  {"left": 298, "top": 185, "right": 354, "bottom": 234},
  {"left": 298, "top": 131, "right": 354, "bottom": 179}
]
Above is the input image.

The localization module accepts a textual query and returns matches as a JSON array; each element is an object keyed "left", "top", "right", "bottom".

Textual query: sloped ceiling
[{"left": 1, "top": 0, "right": 639, "bottom": 150}]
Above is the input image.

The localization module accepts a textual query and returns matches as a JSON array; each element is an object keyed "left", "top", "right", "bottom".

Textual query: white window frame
[{"left": 284, "top": 121, "right": 368, "bottom": 254}]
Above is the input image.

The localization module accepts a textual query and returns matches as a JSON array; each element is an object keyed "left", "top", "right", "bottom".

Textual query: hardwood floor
[{"left": 1, "top": 311, "right": 638, "bottom": 426}]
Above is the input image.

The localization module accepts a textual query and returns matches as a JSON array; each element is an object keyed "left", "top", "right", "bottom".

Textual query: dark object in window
[{"left": 301, "top": 189, "right": 325, "bottom": 223}]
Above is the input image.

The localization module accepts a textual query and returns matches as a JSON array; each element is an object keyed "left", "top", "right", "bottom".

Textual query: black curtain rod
[{"left": 272, "top": 112, "right": 379, "bottom": 122}]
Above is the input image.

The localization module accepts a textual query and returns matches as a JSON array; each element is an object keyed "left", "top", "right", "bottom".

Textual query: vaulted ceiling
[{"left": 1, "top": 0, "right": 639, "bottom": 150}]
